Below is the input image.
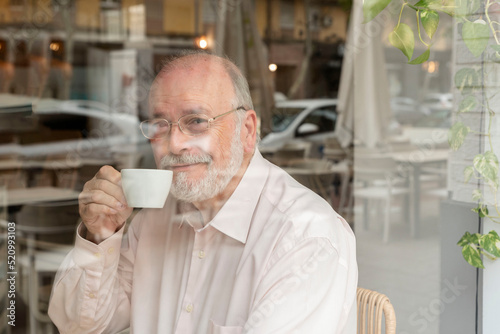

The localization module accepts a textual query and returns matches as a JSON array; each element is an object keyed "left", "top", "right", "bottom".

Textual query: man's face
[{"left": 148, "top": 60, "right": 244, "bottom": 202}]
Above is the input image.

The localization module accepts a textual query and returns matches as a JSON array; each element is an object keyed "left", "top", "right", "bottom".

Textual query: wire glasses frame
[{"left": 140, "top": 106, "right": 245, "bottom": 139}]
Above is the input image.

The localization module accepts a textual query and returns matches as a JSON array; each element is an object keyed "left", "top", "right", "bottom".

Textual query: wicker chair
[{"left": 357, "top": 287, "right": 396, "bottom": 334}]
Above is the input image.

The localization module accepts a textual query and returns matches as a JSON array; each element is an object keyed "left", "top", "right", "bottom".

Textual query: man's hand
[{"left": 79, "top": 165, "right": 133, "bottom": 244}]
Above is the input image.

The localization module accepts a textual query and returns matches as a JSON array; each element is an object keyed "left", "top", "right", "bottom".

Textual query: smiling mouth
[
  {"left": 169, "top": 163, "right": 206, "bottom": 171},
  {"left": 160, "top": 153, "right": 212, "bottom": 171}
]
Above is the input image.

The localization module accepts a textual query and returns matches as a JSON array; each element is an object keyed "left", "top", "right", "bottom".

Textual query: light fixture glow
[
  {"left": 269, "top": 63, "right": 277, "bottom": 72},
  {"left": 198, "top": 38, "right": 208, "bottom": 49},
  {"left": 422, "top": 60, "right": 439, "bottom": 74},
  {"left": 427, "top": 61, "right": 437, "bottom": 73}
]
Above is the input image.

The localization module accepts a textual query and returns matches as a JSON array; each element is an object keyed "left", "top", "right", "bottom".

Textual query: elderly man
[{"left": 48, "top": 52, "right": 357, "bottom": 333}]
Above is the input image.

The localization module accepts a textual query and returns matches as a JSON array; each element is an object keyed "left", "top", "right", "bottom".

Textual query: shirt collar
[{"left": 209, "top": 150, "right": 269, "bottom": 244}]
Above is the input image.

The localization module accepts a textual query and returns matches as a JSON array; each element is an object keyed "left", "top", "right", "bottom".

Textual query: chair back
[
  {"left": 357, "top": 287, "right": 396, "bottom": 334},
  {"left": 15, "top": 200, "right": 79, "bottom": 245},
  {"left": 285, "top": 158, "right": 337, "bottom": 203}
]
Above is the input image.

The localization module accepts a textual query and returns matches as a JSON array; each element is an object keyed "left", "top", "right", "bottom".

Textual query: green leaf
[
  {"left": 471, "top": 188, "right": 482, "bottom": 201},
  {"left": 408, "top": 48, "right": 430, "bottom": 64},
  {"left": 454, "top": 68, "right": 480, "bottom": 95},
  {"left": 455, "top": 0, "right": 480, "bottom": 17},
  {"left": 461, "top": 243, "right": 485, "bottom": 268},
  {"left": 481, "top": 205, "right": 489, "bottom": 217},
  {"left": 472, "top": 233, "right": 482, "bottom": 244},
  {"left": 464, "top": 166, "right": 475, "bottom": 183},
  {"left": 458, "top": 231, "right": 473, "bottom": 246},
  {"left": 414, "top": 0, "right": 434, "bottom": 7},
  {"left": 462, "top": 21, "right": 490, "bottom": 58},
  {"left": 448, "top": 122, "right": 470, "bottom": 151},
  {"left": 472, "top": 205, "right": 489, "bottom": 218},
  {"left": 389, "top": 24, "right": 415, "bottom": 61},
  {"left": 421, "top": 10, "right": 439, "bottom": 39},
  {"left": 488, "top": 230, "right": 500, "bottom": 239},
  {"left": 495, "top": 52, "right": 500, "bottom": 63},
  {"left": 473, "top": 151, "right": 499, "bottom": 189},
  {"left": 490, "top": 45, "right": 500, "bottom": 53},
  {"left": 363, "top": 0, "right": 392, "bottom": 23},
  {"left": 458, "top": 231, "right": 481, "bottom": 246},
  {"left": 441, "top": 0, "right": 457, "bottom": 16},
  {"left": 480, "top": 231, "right": 500, "bottom": 258},
  {"left": 415, "top": 0, "right": 456, "bottom": 16},
  {"left": 458, "top": 95, "right": 478, "bottom": 113}
]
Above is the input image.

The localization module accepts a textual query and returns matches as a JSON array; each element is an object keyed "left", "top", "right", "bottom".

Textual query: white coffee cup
[{"left": 121, "top": 169, "right": 173, "bottom": 208}]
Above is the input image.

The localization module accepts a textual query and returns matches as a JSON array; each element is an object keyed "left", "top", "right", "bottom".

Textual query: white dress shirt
[{"left": 48, "top": 150, "right": 358, "bottom": 334}]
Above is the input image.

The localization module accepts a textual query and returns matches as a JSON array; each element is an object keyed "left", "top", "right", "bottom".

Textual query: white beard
[{"left": 160, "top": 128, "right": 244, "bottom": 203}]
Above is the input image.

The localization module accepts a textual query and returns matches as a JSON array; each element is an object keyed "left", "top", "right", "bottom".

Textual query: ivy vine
[{"left": 364, "top": 0, "right": 500, "bottom": 268}]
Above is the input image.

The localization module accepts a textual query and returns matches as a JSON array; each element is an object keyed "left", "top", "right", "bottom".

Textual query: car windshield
[
  {"left": 271, "top": 107, "right": 304, "bottom": 132},
  {"left": 414, "top": 109, "right": 451, "bottom": 128}
]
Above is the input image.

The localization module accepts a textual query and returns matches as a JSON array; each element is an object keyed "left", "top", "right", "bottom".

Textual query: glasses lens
[
  {"left": 180, "top": 114, "right": 209, "bottom": 135},
  {"left": 141, "top": 119, "right": 169, "bottom": 139}
]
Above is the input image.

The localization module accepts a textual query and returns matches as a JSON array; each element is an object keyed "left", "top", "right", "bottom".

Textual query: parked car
[
  {"left": 421, "top": 92, "right": 453, "bottom": 113},
  {"left": 260, "top": 99, "right": 338, "bottom": 156},
  {"left": 391, "top": 93, "right": 453, "bottom": 127},
  {"left": 413, "top": 109, "right": 451, "bottom": 128},
  {"left": 0, "top": 94, "right": 147, "bottom": 160},
  {"left": 396, "top": 94, "right": 453, "bottom": 149}
]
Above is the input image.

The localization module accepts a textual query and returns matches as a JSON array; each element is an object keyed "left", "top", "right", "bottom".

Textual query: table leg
[
  {"left": 363, "top": 198, "right": 369, "bottom": 230},
  {"left": 338, "top": 171, "right": 350, "bottom": 214},
  {"left": 411, "top": 165, "right": 421, "bottom": 238}
]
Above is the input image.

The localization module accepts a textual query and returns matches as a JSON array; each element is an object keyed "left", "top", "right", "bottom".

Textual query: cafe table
[
  {"left": 283, "top": 160, "right": 350, "bottom": 207},
  {"left": 6, "top": 187, "right": 80, "bottom": 207},
  {"left": 390, "top": 149, "right": 449, "bottom": 238}
]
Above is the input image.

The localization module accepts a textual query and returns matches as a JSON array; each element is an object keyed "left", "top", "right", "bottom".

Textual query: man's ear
[{"left": 241, "top": 109, "right": 257, "bottom": 153}]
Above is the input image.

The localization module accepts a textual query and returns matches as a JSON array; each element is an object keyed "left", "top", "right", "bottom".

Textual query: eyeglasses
[{"left": 140, "top": 106, "right": 245, "bottom": 139}]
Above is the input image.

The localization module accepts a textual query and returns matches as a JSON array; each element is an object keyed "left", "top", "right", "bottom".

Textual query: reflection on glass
[{"left": 271, "top": 107, "right": 303, "bottom": 132}]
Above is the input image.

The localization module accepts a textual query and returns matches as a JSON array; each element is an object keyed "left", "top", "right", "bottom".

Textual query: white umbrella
[
  {"left": 336, "top": 0, "right": 392, "bottom": 149},
  {"left": 214, "top": 1, "right": 274, "bottom": 137}
]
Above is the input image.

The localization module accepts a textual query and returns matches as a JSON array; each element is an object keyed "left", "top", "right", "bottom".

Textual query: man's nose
[{"left": 167, "top": 123, "right": 192, "bottom": 155}]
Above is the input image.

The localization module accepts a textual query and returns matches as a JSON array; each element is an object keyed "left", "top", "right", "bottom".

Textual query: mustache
[{"left": 160, "top": 153, "right": 212, "bottom": 169}]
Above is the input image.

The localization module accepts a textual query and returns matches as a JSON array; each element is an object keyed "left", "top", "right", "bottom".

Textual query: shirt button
[
  {"left": 94, "top": 252, "right": 101, "bottom": 258},
  {"left": 108, "top": 247, "right": 114, "bottom": 254},
  {"left": 186, "top": 303, "right": 193, "bottom": 313},
  {"left": 198, "top": 250, "right": 205, "bottom": 259},
  {"left": 89, "top": 293, "right": 96, "bottom": 299}
]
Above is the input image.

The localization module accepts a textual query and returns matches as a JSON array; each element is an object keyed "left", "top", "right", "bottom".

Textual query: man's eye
[
  {"left": 187, "top": 117, "right": 207, "bottom": 125},
  {"left": 157, "top": 122, "right": 169, "bottom": 128}
]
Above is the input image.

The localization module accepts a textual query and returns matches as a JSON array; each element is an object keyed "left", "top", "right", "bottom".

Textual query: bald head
[{"left": 156, "top": 51, "right": 254, "bottom": 112}]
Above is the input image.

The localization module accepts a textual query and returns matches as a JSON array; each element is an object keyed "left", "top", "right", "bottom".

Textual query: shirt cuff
[{"left": 72, "top": 222, "right": 125, "bottom": 270}]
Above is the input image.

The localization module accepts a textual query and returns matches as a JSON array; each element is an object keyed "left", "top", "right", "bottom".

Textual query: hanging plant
[{"left": 363, "top": 0, "right": 500, "bottom": 268}]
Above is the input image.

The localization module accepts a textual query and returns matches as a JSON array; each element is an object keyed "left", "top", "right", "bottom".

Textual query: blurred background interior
[{"left": 0, "top": 0, "right": 487, "bottom": 333}]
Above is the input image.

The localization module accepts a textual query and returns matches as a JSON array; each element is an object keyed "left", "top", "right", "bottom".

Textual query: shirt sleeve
[
  {"left": 48, "top": 220, "right": 139, "bottom": 334},
  {"left": 243, "top": 236, "right": 357, "bottom": 334}
]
